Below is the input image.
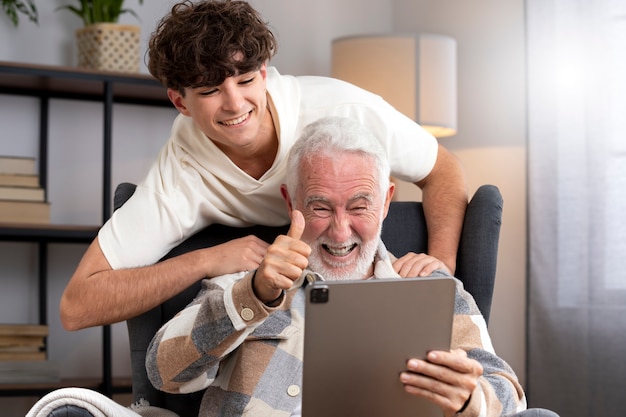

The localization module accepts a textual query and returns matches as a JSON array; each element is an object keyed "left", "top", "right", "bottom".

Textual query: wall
[
  {"left": 0, "top": 0, "right": 527, "bottom": 414},
  {"left": 392, "top": 0, "right": 528, "bottom": 386}
]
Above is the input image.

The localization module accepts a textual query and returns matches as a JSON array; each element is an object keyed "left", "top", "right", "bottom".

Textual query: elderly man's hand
[
  {"left": 399, "top": 349, "right": 483, "bottom": 417},
  {"left": 393, "top": 252, "right": 452, "bottom": 277},
  {"left": 253, "top": 210, "right": 311, "bottom": 303}
]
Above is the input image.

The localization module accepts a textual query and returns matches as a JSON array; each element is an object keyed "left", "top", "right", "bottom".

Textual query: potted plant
[
  {"left": 56, "top": 0, "right": 144, "bottom": 73},
  {"left": 1, "top": 0, "right": 38, "bottom": 27}
]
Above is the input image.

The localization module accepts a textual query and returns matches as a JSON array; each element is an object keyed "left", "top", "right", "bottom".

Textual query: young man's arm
[
  {"left": 415, "top": 144, "right": 468, "bottom": 276},
  {"left": 60, "top": 235, "right": 269, "bottom": 330}
]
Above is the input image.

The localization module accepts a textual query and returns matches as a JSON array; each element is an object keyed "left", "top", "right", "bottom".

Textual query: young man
[
  {"left": 60, "top": 0, "right": 467, "bottom": 330},
  {"left": 145, "top": 117, "right": 525, "bottom": 417}
]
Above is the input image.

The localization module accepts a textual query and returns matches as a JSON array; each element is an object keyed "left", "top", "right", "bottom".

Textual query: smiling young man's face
[
  {"left": 289, "top": 151, "right": 394, "bottom": 281},
  {"left": 166, "top": 63, "right": 270, "bottom": 155}
]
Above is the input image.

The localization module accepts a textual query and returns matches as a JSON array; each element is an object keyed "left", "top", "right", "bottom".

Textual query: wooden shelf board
[{"left": 0, "top": 61, "right": 171, "bottom": 106}]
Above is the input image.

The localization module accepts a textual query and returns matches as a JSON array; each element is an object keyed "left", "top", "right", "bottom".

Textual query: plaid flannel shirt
[{"left": 146, "top": 241, "right": 526, "bottom": 417}]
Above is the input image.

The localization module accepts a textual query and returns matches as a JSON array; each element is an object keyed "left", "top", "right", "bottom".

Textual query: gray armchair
[
  {"left": 117, "top": 183, "right": 504, "bottom": 416},
  {"left": 43, "top": 183, "right": 561, "bottom": 417}
]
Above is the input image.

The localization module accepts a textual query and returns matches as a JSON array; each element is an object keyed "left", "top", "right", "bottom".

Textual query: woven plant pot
[{"left": 75, "top": 23, "right": 140, "bottom": 73}]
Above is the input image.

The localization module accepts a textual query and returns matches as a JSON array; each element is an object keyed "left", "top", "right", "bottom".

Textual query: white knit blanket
[{"left": 26, "top": 387, "right": 179, "bottom": 417}]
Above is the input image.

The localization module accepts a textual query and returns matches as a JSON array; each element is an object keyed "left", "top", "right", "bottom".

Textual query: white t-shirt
[{"left": 99, "top": 67, "right": 438, "bottom": 269}]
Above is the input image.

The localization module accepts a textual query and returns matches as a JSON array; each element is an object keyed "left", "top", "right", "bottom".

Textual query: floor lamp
[{"left": 331, "top": 34, "right": 457, "bottom": 138}]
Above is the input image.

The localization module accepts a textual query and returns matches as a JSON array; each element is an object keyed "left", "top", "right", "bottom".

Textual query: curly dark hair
[{"left": 147, "top": 0, "right": 277, "bottom": 94}]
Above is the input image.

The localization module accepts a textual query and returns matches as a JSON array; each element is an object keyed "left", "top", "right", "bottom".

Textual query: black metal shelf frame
[{"left": 0, "top": 61, "right": 172, "bottom": 398}]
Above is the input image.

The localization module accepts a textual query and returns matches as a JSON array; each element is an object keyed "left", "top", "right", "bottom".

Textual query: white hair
[{"left": 284, "top": 116, "right": 390, "bottom": 201}]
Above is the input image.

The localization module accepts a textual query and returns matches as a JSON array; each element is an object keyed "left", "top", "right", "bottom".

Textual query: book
[
  {"left": 0, "top": 325, "right": 47, "bottom": 361},
  {"left": 0, "top": 186, "right": 45, "bottom": 202},
  {"left": 0, "top": 200, "right": 50, "bottom": 224},
  {"left": 0, "top": 324, "right": 48, "bottom": 337},
  {"left": 0, "top": 336, "right": 45, "bottom": 349},
  {"left": 0, "top": 351, "right": 46, "bottom": 361},
  {"left": 0, "top": 173, "right": 39, "bottom": 188},
  {"left": 0, "top": 156, "right": 37, "bottom": 175},
  {"left": 0, "top": 345, "right": 45, "bottom": 353}
]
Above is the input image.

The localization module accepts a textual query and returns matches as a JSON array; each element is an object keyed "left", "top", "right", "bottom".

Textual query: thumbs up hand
[
  {"left": 253, "top": 210, "right": 311, "bottom": 304},
  {"left": 286, "top": 209, "right": 306, "bottom": 241}
]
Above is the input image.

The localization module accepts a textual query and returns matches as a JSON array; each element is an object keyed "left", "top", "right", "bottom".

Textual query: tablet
[{"left": 302, "top": 276, "right": 456, "bottom": 417}]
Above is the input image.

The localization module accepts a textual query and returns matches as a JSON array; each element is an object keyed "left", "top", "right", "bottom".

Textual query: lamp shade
[{"left": 332, "top": 34, "right": 457, "bottom": 138}]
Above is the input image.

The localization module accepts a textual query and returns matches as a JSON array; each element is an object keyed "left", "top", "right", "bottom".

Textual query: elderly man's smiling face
[{"left": 293, "top": 151, "right": 393, "bottom": 281}]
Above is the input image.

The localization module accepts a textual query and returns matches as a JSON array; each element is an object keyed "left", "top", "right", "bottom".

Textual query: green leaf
[
  {"left": 2, "top": 0, "right": 39, "bottom": 27},
  {"left": 55, "top": 0, "right": 143, "bottom": 25}
]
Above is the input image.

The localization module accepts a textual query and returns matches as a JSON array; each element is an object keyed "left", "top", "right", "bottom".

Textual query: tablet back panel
[{"left": 302, "top": 276, "right": 456, "bottom": 417}]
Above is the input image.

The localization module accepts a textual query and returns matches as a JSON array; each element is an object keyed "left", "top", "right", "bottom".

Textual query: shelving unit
[{"left": 0, "top": 61, "right": 172, "bottom": 397}]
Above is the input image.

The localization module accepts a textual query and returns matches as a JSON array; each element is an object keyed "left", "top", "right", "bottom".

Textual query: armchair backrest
[{"left": 114, "top": 183, "right": 503, "bottom": 415}]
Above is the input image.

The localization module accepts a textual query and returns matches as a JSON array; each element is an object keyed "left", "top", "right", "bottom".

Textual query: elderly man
[{"left": 146, "top": 116, "right": 527, "bottom": 417}]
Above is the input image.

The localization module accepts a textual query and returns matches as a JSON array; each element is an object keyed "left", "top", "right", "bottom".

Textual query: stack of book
[
  {"left": 0, "top": 155, "right": 50, "bottom": 224},
  {"left": 0, "top": 324, "right": 47, "bottom": 362},
  {"left": 0, "top": 324, "right": 60, "bottom": 384}
]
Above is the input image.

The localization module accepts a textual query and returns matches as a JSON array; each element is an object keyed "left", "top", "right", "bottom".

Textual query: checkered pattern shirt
[{"left": 146, "top": 241, "right": 526, "bottom": 416}]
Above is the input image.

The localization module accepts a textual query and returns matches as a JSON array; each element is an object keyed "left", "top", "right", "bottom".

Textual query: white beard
[{"left": 307, "top": 228, "right": 381, "bottom": 281}]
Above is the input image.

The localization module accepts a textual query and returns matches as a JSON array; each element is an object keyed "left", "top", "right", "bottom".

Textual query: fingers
[
  {"left": 233, "top": 235, "right": 270, "bottom": 269},
  {"left": 203, "top": 236, "right": 270, "bottom": 277},
  {"left": 287, "top": 209, "right": 305, "bottom": 240},
  {"left": 393, "top": 252, "right": 451, "bottom": 277},
  {"left": 253, "top": 210, "right": 310, "bottom": 302},
  {"left": 399, "top": 350, "right": 481, "bottom": 415},
  {"left": 422, "top": 349, "right": 482, "bottom": 376}
]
